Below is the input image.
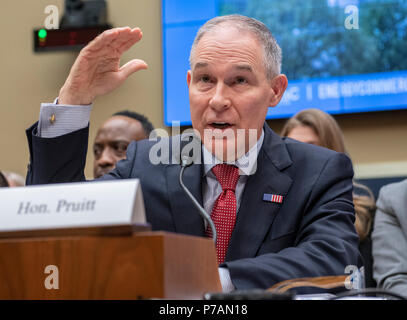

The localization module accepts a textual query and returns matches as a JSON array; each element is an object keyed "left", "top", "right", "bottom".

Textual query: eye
[
  {"left": 200, "top": 75, "right": 211, "bottom": 83},
  {"left": 93, "top": 145, "right": 102, "bottom": 158},
  {"left": 114, "top": 142, "right": 129, "bottom": 156},
  {"left": 235, "top": 77, "right": 247, "bottom": 84}
]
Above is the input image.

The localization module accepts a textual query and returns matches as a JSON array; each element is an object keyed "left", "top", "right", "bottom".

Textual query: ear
[
  {"left": 269, "top": 74, "right": 288, "bottom": 107},
  {"left": 187, "top": 70, "right": 192, "bottom": 88}
]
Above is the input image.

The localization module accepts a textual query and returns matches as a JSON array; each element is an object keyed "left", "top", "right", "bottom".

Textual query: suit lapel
[
  {"left": 226, "top": 124, "right": 293, "bottom": 261},
  {"left": 165, "top": 162, "right": 206, "bottom": 237}
]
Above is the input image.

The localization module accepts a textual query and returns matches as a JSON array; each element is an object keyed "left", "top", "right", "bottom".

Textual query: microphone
[{"left": 179, "top": 140, "right": 217, "bottom": 244}]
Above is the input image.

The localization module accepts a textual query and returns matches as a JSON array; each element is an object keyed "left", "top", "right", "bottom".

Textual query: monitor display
[{"left": 162, "top": 0, "right": 407, "bottom": 126}]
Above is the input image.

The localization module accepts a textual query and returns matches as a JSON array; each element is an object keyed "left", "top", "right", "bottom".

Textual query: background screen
[{"left": 162, "top": 0, "right": 407, "bottom": 126}]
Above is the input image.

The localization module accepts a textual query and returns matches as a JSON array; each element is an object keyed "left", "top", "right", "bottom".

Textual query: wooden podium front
[{"left": 0, "top": 231, "right": 222, "bottom": 299}]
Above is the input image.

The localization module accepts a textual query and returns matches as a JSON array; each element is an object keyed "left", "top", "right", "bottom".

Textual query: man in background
[{"left": 93, "top": 110, "right": 154, "bottom": 178}]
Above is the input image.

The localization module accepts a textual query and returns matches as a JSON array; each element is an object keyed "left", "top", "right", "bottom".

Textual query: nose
[
  {"left": 209, "top": 82, "right": 231, "bottom": 112},
  {"left": 97, "top": 148, "right": 116, "bottom": 169}
]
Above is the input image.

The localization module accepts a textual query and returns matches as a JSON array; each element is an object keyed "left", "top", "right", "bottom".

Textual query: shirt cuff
[
  {"left": 37, "top": 98, "right": 92, "bottom": 138},
  {"left": 218, "top": 267, "right": 235, "bottom": 293}
]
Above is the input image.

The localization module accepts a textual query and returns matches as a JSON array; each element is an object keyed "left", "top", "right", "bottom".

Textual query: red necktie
[{"left": 206, "top": 164, "right": 240, "bottom": 264}]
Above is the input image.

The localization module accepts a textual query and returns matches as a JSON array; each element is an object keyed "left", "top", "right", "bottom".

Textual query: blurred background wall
[{"left": 0, "top": 0, "right": 406, "bottom": 180}]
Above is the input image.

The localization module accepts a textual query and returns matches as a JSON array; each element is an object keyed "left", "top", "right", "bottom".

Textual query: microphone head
[
  {"left": 181, "top": 154, "right": 193, "bottom": 167},
  {"left": 180, "top": 130, "right": 201, "bottom": 167}
]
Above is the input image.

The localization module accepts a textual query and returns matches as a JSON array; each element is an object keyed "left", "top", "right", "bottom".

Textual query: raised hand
[{"left": 58, "top": 27, "right": 148, "bottom": 105}]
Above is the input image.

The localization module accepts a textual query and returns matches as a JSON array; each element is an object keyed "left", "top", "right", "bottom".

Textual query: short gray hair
[{"left": 189, "top": 14, "right": 282, "bottom": 79}]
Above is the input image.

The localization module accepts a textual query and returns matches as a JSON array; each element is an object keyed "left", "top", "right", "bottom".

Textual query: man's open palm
[{"left": 59, "top": 27, "right": 148, "bottom": 105}]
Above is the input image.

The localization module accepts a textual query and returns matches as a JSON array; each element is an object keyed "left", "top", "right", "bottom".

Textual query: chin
[
  {"left": 95, "top": 170, "right": 109, "bottom": 179},
  {"left": 203, "top": 137, "right": 246, "bottom": 162}
]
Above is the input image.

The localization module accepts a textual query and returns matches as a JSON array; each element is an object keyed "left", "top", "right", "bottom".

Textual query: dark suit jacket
[{"left": 26, "top": 122, "right": 361, "bottom": 290}]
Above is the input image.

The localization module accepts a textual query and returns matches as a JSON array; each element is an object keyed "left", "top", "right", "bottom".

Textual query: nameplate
[{"left": 0, "top": 179, "right": 149, "bottom": 238}]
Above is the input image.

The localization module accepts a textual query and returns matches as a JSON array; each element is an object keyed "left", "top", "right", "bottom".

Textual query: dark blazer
[{"left": 26, "top": 122, "right": 361, "bottom": 290}]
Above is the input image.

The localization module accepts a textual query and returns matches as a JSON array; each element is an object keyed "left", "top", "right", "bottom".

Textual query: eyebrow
[
  {"left": 194, "top": 62, "right": 208, "bottom": 70},
  {"left": 93, "top": 139, "right": 130, "bottom": 146},
  {"left": 235, "top": 64, "right": 253, "bottom": 72},
  {"left": 193, "top": 62, "right": 253, "bottom": 73}
]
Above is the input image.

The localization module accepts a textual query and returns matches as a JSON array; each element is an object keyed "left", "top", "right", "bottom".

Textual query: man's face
[
  {"left": 187, "top": 25, "right": 287, "bottom": 161},
  {"left": 93, "top": 116, "right": 147, "bottom": 178}
]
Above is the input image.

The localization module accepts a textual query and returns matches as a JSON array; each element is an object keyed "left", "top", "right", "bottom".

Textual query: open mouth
[{"left": 209, "top": 122, "right": 233, "bottom": 130}]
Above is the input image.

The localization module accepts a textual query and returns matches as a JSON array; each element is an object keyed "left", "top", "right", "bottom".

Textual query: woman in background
[{"left": 281, "top": 108, "right": 376, "bottom": 288}]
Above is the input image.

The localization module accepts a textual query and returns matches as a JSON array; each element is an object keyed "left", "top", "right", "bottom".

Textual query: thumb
[{"left": 119, "top": 59, "right": 148, "bottom": 79}]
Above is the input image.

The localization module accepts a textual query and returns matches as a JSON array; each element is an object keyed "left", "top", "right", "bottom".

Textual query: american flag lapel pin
[{"left": 263, "top": 193, "right": 284, "bottom": 204}]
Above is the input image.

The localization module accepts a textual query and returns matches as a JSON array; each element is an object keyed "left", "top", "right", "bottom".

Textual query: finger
[
  {"left": 96, "top": 28, "right": 141, "bottom": 58},
  {"left": 88, "top": 27, "right": 122, "bottom": 50},
  {"left": 119, "top": 59, "right": 148, "bottom": 79},
  {"left": 98, "top": 27, "right": 132, "bottom": 52},
  {"left": 117, "top": 29, "right": 143, "bottom": 54},
  {"left": 112, "top": 27, "right": 142, "bottom": 46},
  {"left": 86, "top": 27, "right": 137, "bottom": 53}
]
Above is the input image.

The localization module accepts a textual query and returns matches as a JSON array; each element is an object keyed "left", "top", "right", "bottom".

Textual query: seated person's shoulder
[{"left": 378, "top": 178, "right": 407, "bottom": 199}]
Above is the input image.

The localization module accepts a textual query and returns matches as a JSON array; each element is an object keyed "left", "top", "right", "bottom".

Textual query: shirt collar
[{"left": 202, "top": 129, "right": 264, "bottom": 176}]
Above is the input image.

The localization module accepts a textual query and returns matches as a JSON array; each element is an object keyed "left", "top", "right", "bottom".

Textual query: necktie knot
[{"left": 212, "top": 164, "right": 240, "bottom": 192}]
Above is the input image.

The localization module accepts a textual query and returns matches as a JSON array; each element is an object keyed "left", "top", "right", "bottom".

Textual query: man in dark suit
[{"left": 26, "top": 15, "right": 361, "bottom": 291}]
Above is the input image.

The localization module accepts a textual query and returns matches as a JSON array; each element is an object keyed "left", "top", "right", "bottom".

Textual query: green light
[{"left": 38, "top": 29, "right": 47, "bottom": 39}]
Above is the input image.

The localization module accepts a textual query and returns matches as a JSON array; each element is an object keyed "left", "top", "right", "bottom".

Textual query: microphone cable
[{"left": 179, "top": 156, "right": 217, "bottom": 244}]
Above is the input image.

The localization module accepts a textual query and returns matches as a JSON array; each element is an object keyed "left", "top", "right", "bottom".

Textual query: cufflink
[{"left": 49, "top": 113, "right": 56, "bottom": 124}]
